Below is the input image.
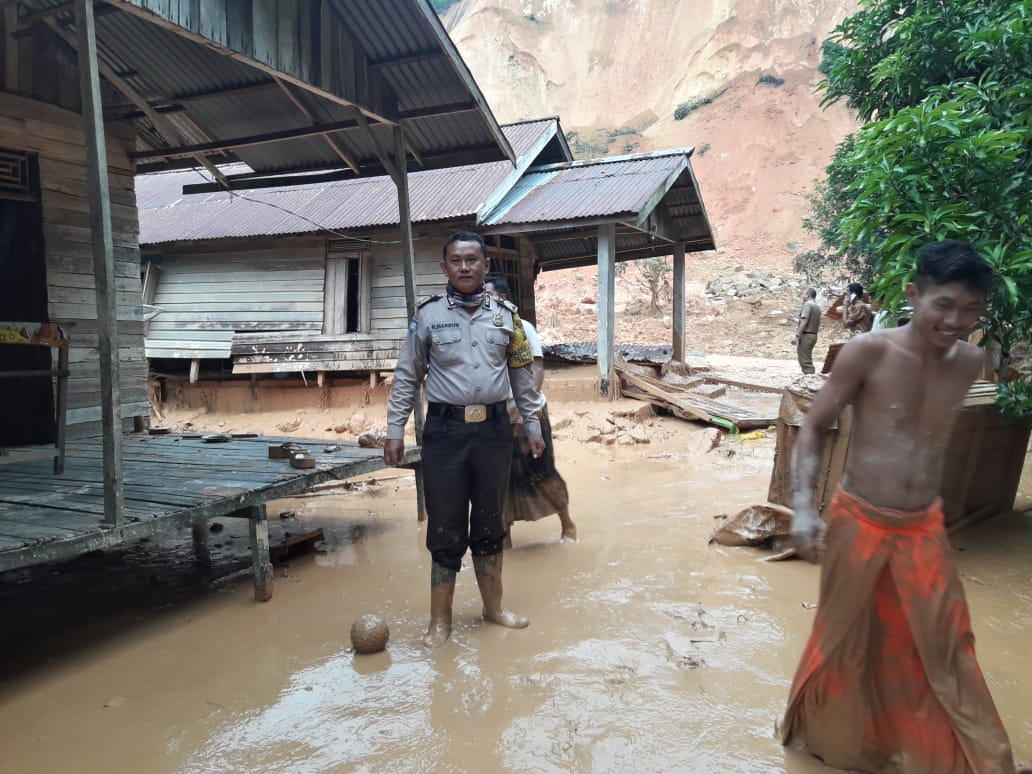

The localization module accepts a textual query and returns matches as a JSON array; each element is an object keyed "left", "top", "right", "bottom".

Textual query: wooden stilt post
[
  {"left": 76, "top": 0, "right": 123, "bottom": 525},
  {"left": 672, "top": 242, "right": 686, "bottom": 363},
  {"left": 392, "top": 125, "right": 427, "bottom": 521},
  {"left": 597, "top": 223, "right": 617, "bottom": 396},
  {"left": 247, "top": 504, "right": 274, "bottom": 602}
]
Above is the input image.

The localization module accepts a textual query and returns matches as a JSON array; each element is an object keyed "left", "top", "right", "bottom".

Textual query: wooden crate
[
  {"left": 767, "top": 383, "right": 1032, "bottom": 530},
  {"left": 767, "top": 387, "right": 851, "bottom": 518}
]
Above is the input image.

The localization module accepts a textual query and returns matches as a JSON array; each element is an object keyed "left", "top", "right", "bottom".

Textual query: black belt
[
  {"left": 427, "top": 401, "right": 507, "bottom": 423},
  {"left": 801, "top": 330, "right": 818, "bottom": 335}
]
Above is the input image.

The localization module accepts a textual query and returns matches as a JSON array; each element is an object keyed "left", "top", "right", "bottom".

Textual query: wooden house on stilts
[{"left": 0, "top": 0, "right": 516, "bottom": 598}]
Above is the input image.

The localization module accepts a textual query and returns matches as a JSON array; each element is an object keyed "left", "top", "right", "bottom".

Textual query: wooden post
[
  {"left": 672, "top": 242, "right": 686, "bottom": 363},
  {"left": 391, "top": 125, "right": 427, "bottom": 521},
  {"left": 189, "top": 358, "right": 200, "bottom": 383},
  {"left": 596, "top": 223, "right": 617, "bottom": 396},
  {"left": 76, "top": 0, "right": 123, "bottom": 525},
  {"left": 247, "top": 504, "right": 274, "bottom": 602},
  {"left": 4, "top": 4, "right": 19, "bottom": 91}
]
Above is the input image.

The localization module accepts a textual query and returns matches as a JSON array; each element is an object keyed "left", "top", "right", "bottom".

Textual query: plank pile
[{"left": 615, "top": 363, "right": 779, "bottom": 431}]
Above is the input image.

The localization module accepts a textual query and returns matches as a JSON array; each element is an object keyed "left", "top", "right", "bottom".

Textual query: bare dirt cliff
[{"left": 445, "top": 0, "right": 860, "bottom": 272}]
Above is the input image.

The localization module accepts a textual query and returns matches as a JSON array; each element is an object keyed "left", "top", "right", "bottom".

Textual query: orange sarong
[{"left": 782, "top": 488, "right": 1015, "bottom": 773}]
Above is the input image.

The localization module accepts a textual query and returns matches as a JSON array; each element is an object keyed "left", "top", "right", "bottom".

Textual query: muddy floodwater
[{"left": 1, "top": 407, "right": 1030, "bottom": 772}]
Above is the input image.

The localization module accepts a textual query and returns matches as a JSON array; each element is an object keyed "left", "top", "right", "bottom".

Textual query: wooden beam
[
  {"left": 174, "top": 143, "right": 507, "bottom": 190},
  {"left": 355, "top": 107, "right": 399, "bottom": 182},
  {"left": 398, "top": 101, "right": 479, "bottom": 121},
  {"left": 76, "top": 0, "right": 123, "bottom": 525},
  {"left": 4, "top": 3, "right": 19, "bottom": 90},
  {"left": 275, "top": 77, "right": 360, "bottom": 175},
  {"left": 393, "top": 124, "right": 427, "bottom": 522},
  {"left": 129, "top": 117, "right": 363, "bottom": 161},
  {"left": 369, "top": 49, "right": 447, "bottom": 69},
  {"left": 246, "top": 504, "right": 273, "bottom": 601},
  {"left": 104, "top": 80, "right": 279, "bottom": 117},
  {"left": 11, "top": 0, "right": 119, "bottom": 39},
  {"left": 672, "top": 242, "right": 685, "bottom": 362},
  {"left": 42, "top": 14, "right": 230, "bottom": 187},
  {"left": 597, "top": 223, "right": 616, "bottom": 397}
]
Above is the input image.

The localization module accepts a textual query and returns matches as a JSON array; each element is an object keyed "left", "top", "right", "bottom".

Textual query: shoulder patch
[
  {"left": 498, "top": 298, "right": 519, "bottom": 314},
  {"left": 417, "top": 294, "right": 442, "bottom": 309}
]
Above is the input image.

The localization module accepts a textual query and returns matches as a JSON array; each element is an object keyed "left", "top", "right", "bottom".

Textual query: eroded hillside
[{"left": 445, "top": 0, "right": 860, "bottom": 271}]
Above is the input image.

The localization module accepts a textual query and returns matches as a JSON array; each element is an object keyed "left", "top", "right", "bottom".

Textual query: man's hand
[
  {"left": 384, "top": 439, "right": 405, "bottom": 467},
  {"left": 528, "top": 434, "right": 546, "bottom": 459},
  {"left": 790, "top": 505, "right": 824, "bottom": 564}
]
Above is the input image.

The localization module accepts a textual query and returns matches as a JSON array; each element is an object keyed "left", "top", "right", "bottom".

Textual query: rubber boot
[
  {"left": 473, "top": 552, "right": 529, "bottom": 629},
  {"left": 423, "top": 562, "right": 456, "bottom": 648}
]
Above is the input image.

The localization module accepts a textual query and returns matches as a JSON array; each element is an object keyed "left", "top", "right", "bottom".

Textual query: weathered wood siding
[
  {"left": 0, "top": 93, "right": 147, "bottom": 439},
  {"left": 146, "top": 239, "right": 325, "bottom": 359},
  {"left": 153, "top": 227, "right": 540, "bottom": 375}
]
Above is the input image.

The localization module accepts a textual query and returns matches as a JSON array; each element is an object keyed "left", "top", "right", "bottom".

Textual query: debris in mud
[
  {"left": 269, "top": 528, "right": 325, "bottom": 561},
  {"left": 709, "top": 503, "right": 793, "bottom": 551},
  {"left": 357, "top": 431, "right": 385, "bottom": 448}
]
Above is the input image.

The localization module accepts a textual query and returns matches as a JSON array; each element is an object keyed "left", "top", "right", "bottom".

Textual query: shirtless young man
[{"left": 783, "top": 240, "right": 1017, "bottom": 772}]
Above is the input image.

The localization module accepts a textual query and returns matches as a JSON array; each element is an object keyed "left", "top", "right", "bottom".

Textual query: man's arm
[
  {"left": 790, "top": 335, "right": 873, "bottom": 558},
  {"left": 791, "top": 307, "right": 808, "bottom": 344},
  {"left": 510, "top": 363, "right": 543, "bottom": 436},
  {"left": 529, "top": 358, "right": 545, "bottom": 392},
  {"left": 384, "top": 317, "right": 430, "bottom": 466}
]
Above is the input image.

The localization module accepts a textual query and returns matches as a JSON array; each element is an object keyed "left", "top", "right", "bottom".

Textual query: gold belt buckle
[{"left": 464, "top": 404, "right": 487, "bottom": 423}]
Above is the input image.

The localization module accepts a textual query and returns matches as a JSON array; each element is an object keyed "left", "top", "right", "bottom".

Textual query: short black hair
[
  {"left": 443, "top": 231, "right": 486, "bottom": 260},
  {"left": 847, "top": 282, "right": 864, "bottom": 297},
  {"left": 913, "top": 240, "right": 993, "bottom": 296},
  {"left": 804, "top": 287, "right": 817, "bottom": 300},
  {"left": 485, "top": 275, "right": 510, "bottom": 298}
]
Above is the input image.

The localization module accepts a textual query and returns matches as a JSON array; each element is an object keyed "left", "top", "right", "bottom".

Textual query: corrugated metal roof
[
  {"left": 27, "top": 0, "right": 514, "bottom": 178},
  {"left": 482, "top": 149, "right": 716, "bottom": 270},
  {"left": 485, "top": 154, "right": 687, "bottom": 225},
  {"left": 138, "top": 119, "right": 560, "bottom": 245}
]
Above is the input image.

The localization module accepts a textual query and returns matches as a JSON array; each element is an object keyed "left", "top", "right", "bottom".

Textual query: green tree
[{"left": 809, "top": 0, "right": 1032, "bottom": 348}]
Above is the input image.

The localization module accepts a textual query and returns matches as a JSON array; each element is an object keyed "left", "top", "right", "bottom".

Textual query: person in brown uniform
[
  {"left": 792, "top": 287, "right": 822, "bottom": 374},
  {"left": 783, "top": 240, "right": 1017, "bottom": 772},
  {"left": 385, "top": 232, "right": 545, "bottom": 648}
]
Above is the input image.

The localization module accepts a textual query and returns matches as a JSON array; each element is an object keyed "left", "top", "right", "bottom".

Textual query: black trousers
[{"left": 421, "top": 410, "right": 513, "bottom": 571}]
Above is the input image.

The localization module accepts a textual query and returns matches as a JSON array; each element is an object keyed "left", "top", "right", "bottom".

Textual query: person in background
[
  {"left": 842, "top": 282, "right": 874, "bottom": 336},
  {"left": 485, "top": 277, "right": 577, "bottom": 543},
  {"left": 792, "top": 287, "right": 821, "bottom": 374},
  {"left": 783, "top": 240, "right": 1017, "bottom": 771},
  {"left": 384, "top": 232, "right": 545, "bottom": 647}
]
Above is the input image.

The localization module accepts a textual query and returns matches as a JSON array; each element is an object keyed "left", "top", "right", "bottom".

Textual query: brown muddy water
[{"left": 1, "top": 414, "right": 1030, "bottom": 773}]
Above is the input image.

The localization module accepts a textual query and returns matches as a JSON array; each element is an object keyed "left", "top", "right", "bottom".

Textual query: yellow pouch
[{"left": 507, "top": 312, "right": 534, "bottom": 368}]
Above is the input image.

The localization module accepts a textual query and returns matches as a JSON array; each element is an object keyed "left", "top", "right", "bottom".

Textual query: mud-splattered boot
[
  {"left": 473, "top": 552, "right": 529, "bottom": 629},
  {"left": 423, "top": 562, "right": 456, "bottom": 648}
]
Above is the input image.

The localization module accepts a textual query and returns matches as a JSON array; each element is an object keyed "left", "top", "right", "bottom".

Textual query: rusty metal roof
[
  {"left": 481, "top": 149, "right": 716, "bottom": 271},
  {"left": 18, "top": 0, "right": 514, "bottom": 179},
  {"left": 138, "top": 118, "right": 567, "bottom": 245}
]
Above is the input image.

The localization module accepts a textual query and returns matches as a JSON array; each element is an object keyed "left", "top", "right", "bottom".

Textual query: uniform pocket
[
  {"left": 484, "top": 329, "right": 509, "bottom": 365},
  {"left": 430, "top": 327, "right": 464, "bottom": 365}
]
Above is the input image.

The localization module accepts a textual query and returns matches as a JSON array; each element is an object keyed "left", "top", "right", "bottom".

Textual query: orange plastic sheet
[{"left": 783, "top": 487, "right": 1015, "bottom": 773}]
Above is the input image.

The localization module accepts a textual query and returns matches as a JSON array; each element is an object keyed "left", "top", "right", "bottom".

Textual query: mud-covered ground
[{"left": 1, "top": 369, "right": 1030, "bottom": 772}]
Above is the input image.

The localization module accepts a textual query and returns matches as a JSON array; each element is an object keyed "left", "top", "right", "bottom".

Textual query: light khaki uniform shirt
[{"left": 387, "top": 294, "right": 543, "bottom": 440}]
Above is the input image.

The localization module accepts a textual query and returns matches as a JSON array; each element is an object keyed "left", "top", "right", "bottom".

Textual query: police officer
[{"left": 385, "top": 231, "right": 545, "bottom": 647}]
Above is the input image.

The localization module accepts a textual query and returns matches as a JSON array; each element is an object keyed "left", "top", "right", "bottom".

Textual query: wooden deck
[{"left": 0, "top": 433, "right": 419, "bottom": 598}]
